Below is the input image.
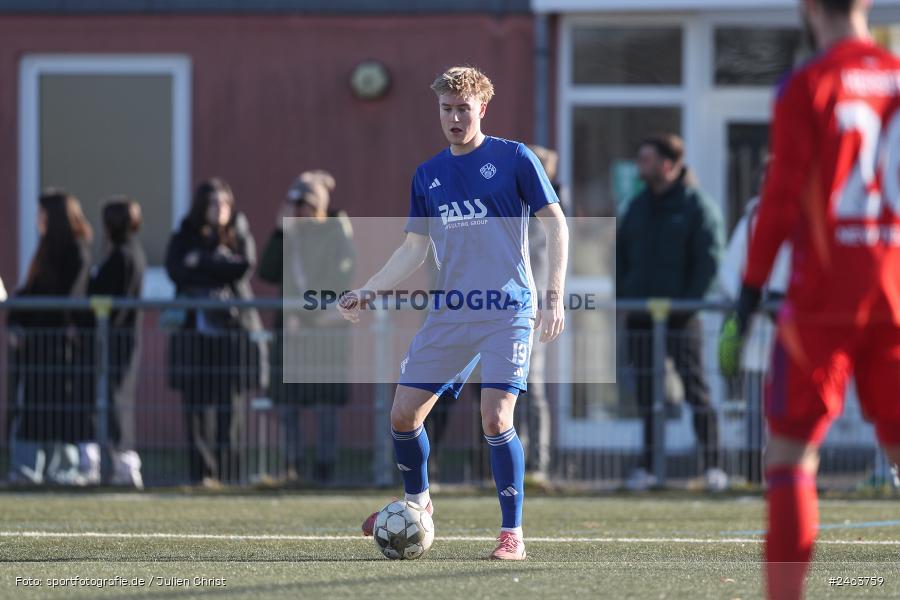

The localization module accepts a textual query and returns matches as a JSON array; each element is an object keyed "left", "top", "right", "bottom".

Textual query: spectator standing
[
  {"left": 85, "top": 197, "right": 147, "bottom": 488},
  {"left": 616, "top": 134, "right": 726, "bottom": 491},
  {"left": 7, "top": 190, "right": 93, "bottom": 485},
  {"left": 258, "top": 171, "right": 354, "bottom": 484},
  {"left": 165, "top": 178, "right": 263, "bottom": 486}
]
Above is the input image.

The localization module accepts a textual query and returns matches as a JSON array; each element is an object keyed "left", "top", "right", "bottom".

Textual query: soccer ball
[{"left": 372, "top": 499, "right": 434, "bottom": 560}]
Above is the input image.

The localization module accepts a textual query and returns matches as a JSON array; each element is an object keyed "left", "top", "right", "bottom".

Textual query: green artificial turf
[{"left": 0, "top": 493, "right": 898, "bottom": 599}]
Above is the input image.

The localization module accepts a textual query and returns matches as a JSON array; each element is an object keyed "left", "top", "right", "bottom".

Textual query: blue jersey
[{"left": 405, "top": 136, "right": 559, "bottom": 322}]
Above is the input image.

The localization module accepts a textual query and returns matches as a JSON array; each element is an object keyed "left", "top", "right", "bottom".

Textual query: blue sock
[
  {"left": 485, "top": 427, "right": 525, "bottom": 529},
  {"left": 392, "top": 425, "right": 430, "bottom": 495}
]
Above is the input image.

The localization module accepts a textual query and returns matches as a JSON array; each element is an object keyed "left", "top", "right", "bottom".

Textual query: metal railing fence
[{"left": 0, "top": 296, "right": 891, "bottom": 491}]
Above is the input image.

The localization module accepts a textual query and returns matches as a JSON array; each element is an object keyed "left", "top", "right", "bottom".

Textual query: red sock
[{"left": 765, "top": 467, "right": 818, "bottom": 600}]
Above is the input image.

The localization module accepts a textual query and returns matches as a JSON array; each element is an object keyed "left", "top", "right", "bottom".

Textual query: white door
[{"left": 703, "top": 93, "right": 772, "bottom": 231}]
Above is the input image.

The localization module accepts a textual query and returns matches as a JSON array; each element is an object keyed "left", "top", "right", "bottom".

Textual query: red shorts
[{"left": 765, "top": 318, "right": 900, "bottom": 446}]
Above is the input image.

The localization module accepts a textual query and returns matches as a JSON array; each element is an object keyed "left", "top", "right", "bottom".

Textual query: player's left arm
[{"left": 535, "top": 202, "right": 569, "bottom": 343}]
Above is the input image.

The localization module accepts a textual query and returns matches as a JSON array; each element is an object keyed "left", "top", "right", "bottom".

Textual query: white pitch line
[{"left": 2, "top": 531, "right": 900, "bottom": 545}]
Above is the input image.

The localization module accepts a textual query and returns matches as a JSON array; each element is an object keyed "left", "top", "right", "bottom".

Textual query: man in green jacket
[{"left": 616, "top": 133, "right": 726, "bottom": 491}]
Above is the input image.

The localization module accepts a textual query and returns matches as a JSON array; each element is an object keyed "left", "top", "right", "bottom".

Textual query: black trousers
[
  {"left": 182, "top": 390, "right": 240, "bottom": 484},
  {"left": 626, "top": 315, "right": 720, "bottom": 472}
]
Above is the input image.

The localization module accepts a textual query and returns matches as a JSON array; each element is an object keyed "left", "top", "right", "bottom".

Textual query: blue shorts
[{"left": 397, "top": 316, "right": 535, "bottom": 398}]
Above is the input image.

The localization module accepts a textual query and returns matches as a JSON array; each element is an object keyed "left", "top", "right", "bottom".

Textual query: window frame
[
  {"left": 18, "top": 54, "right": 192, "bottom": 295},
  {"left": 570, "top": 23, "right": 685, "bottom": 87}
]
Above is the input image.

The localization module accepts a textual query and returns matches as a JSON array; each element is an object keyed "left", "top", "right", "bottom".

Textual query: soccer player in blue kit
[{"left": 338, "top": 66, "right": 569, "bottom": 560}]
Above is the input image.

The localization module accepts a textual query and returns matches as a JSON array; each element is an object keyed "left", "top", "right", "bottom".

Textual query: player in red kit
[{"left": 719, "top": 1, "right": 900, "bottom": 598}]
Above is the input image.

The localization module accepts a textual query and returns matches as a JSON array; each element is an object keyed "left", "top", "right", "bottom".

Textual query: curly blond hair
[{"left": 430, "top": 66, "right": 495, "bottom": 104}]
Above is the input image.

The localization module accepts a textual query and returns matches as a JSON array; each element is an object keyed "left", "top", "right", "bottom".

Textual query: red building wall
[{"left": 0, "top": 14, "right": 538, "bottom": 288}]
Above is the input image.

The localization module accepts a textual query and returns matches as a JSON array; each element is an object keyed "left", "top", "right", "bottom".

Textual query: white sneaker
[
  {"left": 111, "top": 450, "right": 144, "bottom": 489},
  {"left": 705, "top": 467, "right": 729, "bottom": 492},
  {"left": 48, "top": 469, "right": 89, "bottom": 487},
  {"left": 625, "top": 468, "right": 657, "bottom": 491},
  {"left": 78, "top": 442, "right": 101, "bottom": 485}
]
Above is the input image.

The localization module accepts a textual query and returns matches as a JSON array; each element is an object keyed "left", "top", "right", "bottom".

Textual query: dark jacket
[
  {"left": 258, "top": 212, "right": 355, "bottom": 405},
  {"left": 166, "top": 215, "right": 252, "bottom": 328},
  {"left": 88, "top": 236, "right": 146, "bottom": 330},
  {"left": 165, "top": 212, "right": 265, "bottom": 394},
  {"left": 7, "top": 240, "right": 94, "bottom": 443},
  {"left": 87, "top": 237, "right": 146, "bottom": 447},
  {"left": 616, "top": 168, "right": 723, "bottom": 305}
]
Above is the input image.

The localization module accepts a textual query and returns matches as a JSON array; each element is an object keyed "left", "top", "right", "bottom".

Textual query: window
[
  {"left": 726, "top": 123, "right": 769, "bottom": 231},
  {"left": 572, "top": 106, "right": 682, "bottom": 219},
  {"left": 572, "top": 26, "right": 682, "bottom": 85},
  {"left": 714, "top": 27, "right": 804, "bottom": 86},
  {"left": 40, "top": 74, "right": 173, "bottom": 265}
]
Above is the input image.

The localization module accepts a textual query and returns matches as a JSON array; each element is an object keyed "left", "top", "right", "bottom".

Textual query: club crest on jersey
[
  {"left": 438, "top": 199, "right": 488, "bottom": 225},
  {"left": 480, "top": 163, "right": 497, "bottom": 179}
]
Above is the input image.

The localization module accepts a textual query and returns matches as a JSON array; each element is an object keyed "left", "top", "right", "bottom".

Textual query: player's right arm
[
  {"left": 338, "top": 231, "right": 429, "bottom": 323},
  {"left": 719, "top": 72, "right": 813, "bottom": 376},
  {"left": 745, "top": 75, "right": 812, "bottom": 294},
  {"left": 363, "top": 231, "right": 430, "bottom": 292},
  {"left": 739, "top": 72, "right": 814, "bottom": 331},
  {"left": 339, "top": 167, "right": 431, "bottom": 323}
]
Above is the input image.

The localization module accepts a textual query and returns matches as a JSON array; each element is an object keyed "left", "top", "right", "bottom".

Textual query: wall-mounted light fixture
[{"left": 350, "top": 60, "right": 391, "bottom": 100}]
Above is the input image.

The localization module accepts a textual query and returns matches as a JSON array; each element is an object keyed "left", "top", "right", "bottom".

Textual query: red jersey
[{"left": 745, "top": 38, "right": 900, "bottom": 327}]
